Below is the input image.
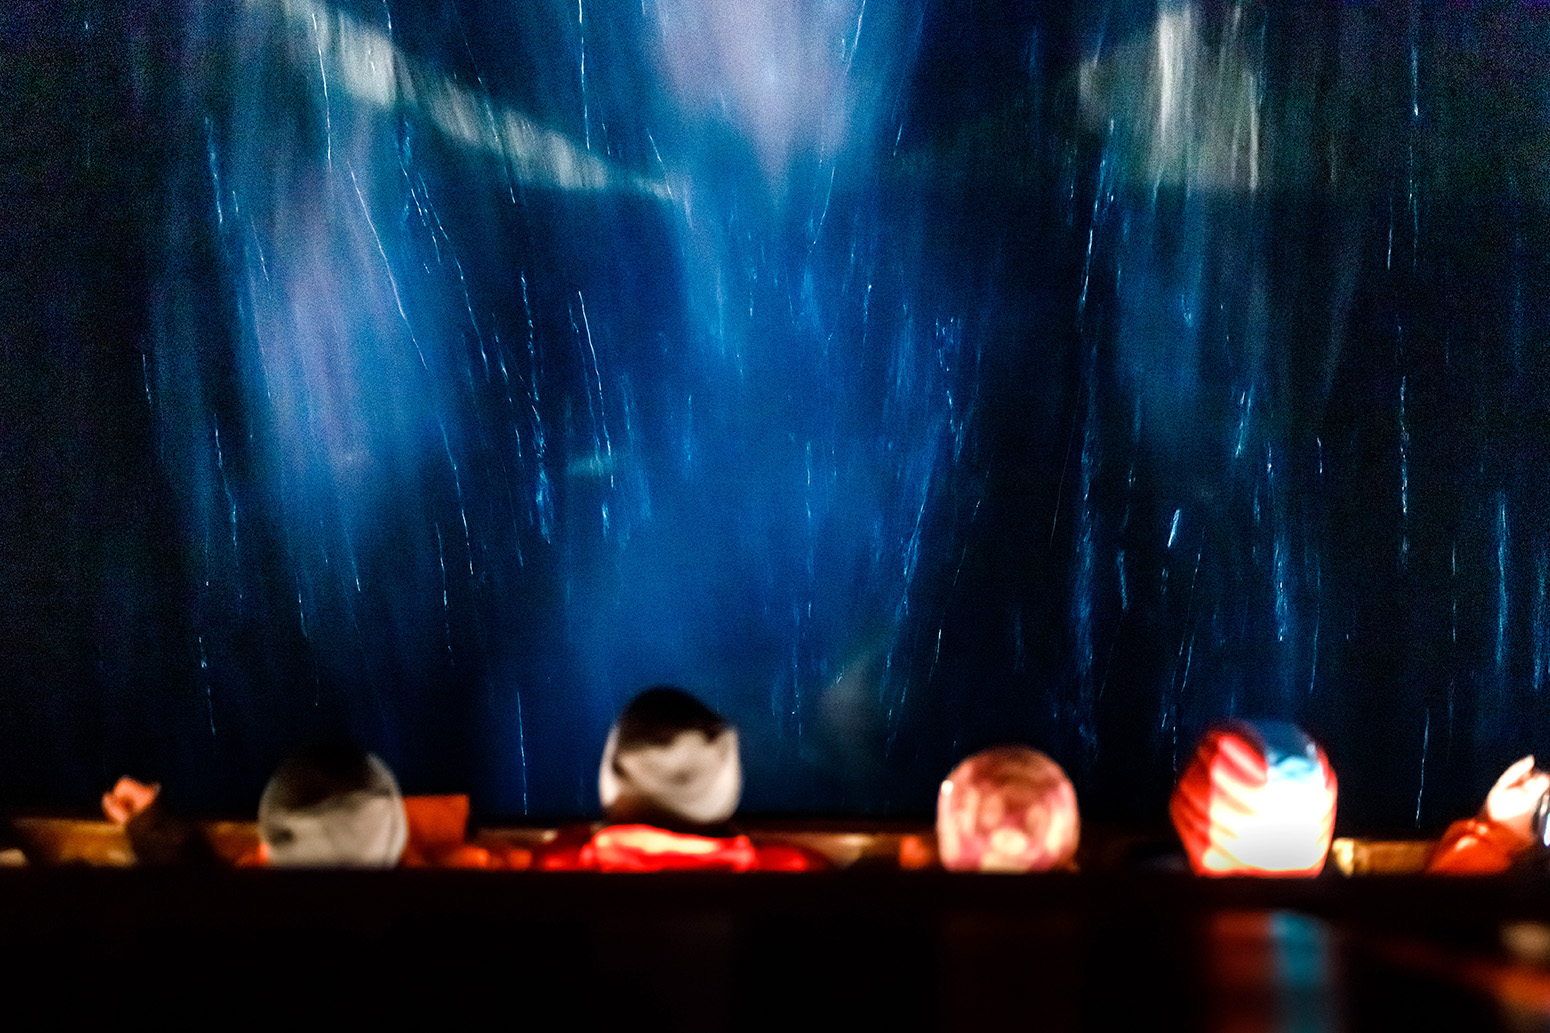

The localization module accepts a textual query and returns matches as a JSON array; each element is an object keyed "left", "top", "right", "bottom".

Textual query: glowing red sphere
[
  {"left": 1170, "top": 720, "right": 1338, "bottom": 877},
  {"left": 936, "top": 746, "right": 1080, "bottom": 872}
]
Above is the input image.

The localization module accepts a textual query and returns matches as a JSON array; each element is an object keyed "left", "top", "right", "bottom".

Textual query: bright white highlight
[
  {"left": 1204, "top": 759, "right": 1333, "bottom": 873},
  {"left": 1080, "top": 6, "right": 1261, "bottom": 191},
  {"left": 254, "top": 0, "right": 670, "bottom": 200}
]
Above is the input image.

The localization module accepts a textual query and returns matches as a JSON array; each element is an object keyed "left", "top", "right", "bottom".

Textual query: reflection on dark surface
[
  {"left": 2, "top": 870, "right": 1548, "bottom": 1031},
  {"left": 2, "top": 1, "right": 1549, "bottom": 826},
  {"left": 1202, "top": 911, "right": 1341, "bottom": 1033}
]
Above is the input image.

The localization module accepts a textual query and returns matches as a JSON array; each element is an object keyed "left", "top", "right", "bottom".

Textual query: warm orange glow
[
  {"left": 1171, "top": 722, "right": 1337, "bottom": 877},
  {"left": 101, "top": 777, "right": 160, "bottom": 826},
  {"left": 1426, "top": 819, "right": 1522, "bottom": 875},
  {"left": 525, "top": 825, "right": 829, "bottom": 871},
  {"left": 898, "top": 833, "right": 936, "bottom": 870},
  {"left": 397, "top": 794, "right": 475, "bottom": 867},
  {"left": 936, "top": 746, "right": 1080, "bottom": 872},
  {"left": 581, "top": 825, "right": 760, "bottom": 872}
]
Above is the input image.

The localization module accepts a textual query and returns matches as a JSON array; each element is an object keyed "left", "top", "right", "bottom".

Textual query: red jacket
[{"left": 1425, "top": 816, "right": 1532, "bottom": 875}]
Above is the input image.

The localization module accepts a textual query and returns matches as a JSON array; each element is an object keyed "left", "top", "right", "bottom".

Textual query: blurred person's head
[
  {"left": 258, "top": 742, "right": 407, "bottom": 867},
  {"left": 598, "top": 687, "right": 741, "bottom": 830},
  {"left": 1483, "top": 755, "right": 1550, "bottom": 848},
  {"left": 936, "top": 746, "right": 1080, "bottom": 872},
  {"left": 1170, "top": 720, "right": 1337, "bottom": 877}
]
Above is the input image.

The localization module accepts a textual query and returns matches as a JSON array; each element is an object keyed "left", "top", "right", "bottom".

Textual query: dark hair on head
[
  {"left": 264, "top": 740, "right": 392, "bottom": 812},
  {"left": 615, "top": 686, "right": 728, "bottom": 747}
]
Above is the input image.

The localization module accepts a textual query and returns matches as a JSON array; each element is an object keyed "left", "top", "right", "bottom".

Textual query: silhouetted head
[
  {"left": 598, "top": 687, "right": 742, "bottom": 830},
  {"left": 937, "top": 746, "right": 1081, "bottom": 872},
  {"left": 258, "top": 741, "right": 407, "bottom": 868},
  {"left": 1170, "top": 720, "right": 1338, "bottom": 877}
]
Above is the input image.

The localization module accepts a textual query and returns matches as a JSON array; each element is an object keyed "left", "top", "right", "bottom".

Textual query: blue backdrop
[{"left": 3, "top": 0, "right": 1548, "bottom": 831}]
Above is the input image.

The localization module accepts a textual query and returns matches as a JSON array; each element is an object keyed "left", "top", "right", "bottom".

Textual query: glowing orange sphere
[{"left": 936, "top": 746, "right": 1080, "bottom": 872}]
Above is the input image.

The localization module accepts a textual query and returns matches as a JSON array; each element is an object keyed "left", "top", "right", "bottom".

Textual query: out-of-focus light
[
  {"left": 649, "top": 0, "right": 879, "bottom": 186},
  {"left": 1503, "top": 922, "right": 1550, "bottom": 966},
  {"left": 1170, "top": 720, "right": 1337, "bottom": 877},
  {"left": 936, "top": 746, "right": 1080, "bottom": 873},
  {"left": 250, "top": 0, "right": 669, "bottom": 199},
  {"left": 581, "top": 824, "right": 760, "bottom": 872},
  {"left": 258, "top": 744, "right": 408, "bottom": 868},
  {"left": 1079, "top": 5, "right": 1261, "bottom": 192}
]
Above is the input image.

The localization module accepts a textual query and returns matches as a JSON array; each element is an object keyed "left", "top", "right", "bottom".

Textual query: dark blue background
[{"left": 2, "top": 0, "right": 1548, "bottom": 833}]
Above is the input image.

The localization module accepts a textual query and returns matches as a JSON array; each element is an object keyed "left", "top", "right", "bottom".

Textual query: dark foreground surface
[{"left": 4, "top": 869, "right": 1550, "bottom": 1030}]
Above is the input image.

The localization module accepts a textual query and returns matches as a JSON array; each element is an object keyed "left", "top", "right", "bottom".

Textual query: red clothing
[
  {"left": 535, "top": 824, "right": 829, "bottom": 872},
  {"left": 1426, "top": 816, "right": 1532, "bottom": 875},
  {"left": 584, "top": 825, "right": 760, "bottom": 871},
  {"left": 239, "top": 809, "right": 827, "bottom": 872},
  {"left": 401, "top": 795, "right": 534, "bottom": 869}
]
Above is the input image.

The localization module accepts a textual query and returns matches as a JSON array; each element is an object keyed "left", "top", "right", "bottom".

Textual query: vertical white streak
[
  {"left": 347, "top": 163, "right": 429, "bottom": 370},
  {"left": 312, "top": 10, "right": 333, "bottom": 169}
]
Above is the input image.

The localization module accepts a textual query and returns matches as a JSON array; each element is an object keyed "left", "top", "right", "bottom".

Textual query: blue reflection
[
  {"left": 1204, "top": 910, "right": 1341, "bottom": 1033},
  {"left": 1268, "top": 911, "right": 1340, "bottom": 1033}
]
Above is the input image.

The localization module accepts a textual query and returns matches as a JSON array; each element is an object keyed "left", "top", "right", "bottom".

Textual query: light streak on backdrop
[
  {"left": 250, "top": 0, "right": 671, "bottom": 199},
  {"left": 28, "top": 0, "right": 1547, "bottom": 825},
  {"left": 149, "top": 0, "right": 947, "bottom": 813}
]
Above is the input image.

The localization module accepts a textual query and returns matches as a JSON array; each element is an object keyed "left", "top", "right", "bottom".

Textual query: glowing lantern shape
[
  {"left": 936, "top": 746, "right": 1081, "bottom": 872},
  {"left": 258, "top": 743, "right": 408, "bottom": 868},
  {"left": 1170, "top": 720, "right": 1337, "bottom": 877}
]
